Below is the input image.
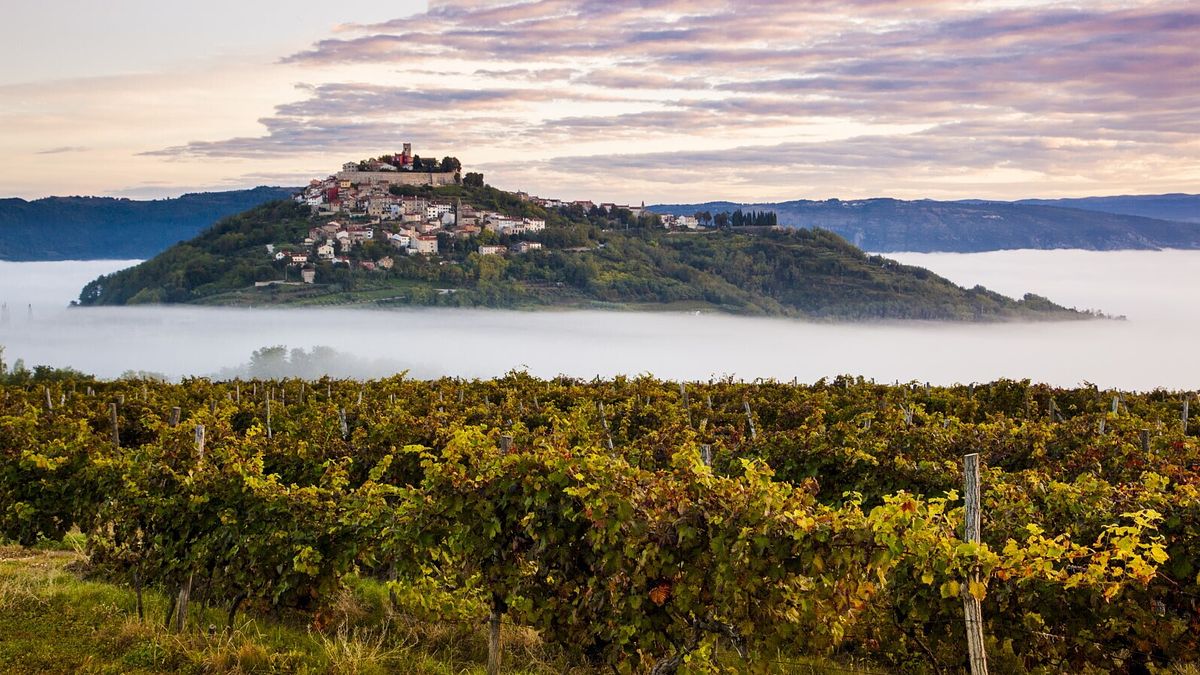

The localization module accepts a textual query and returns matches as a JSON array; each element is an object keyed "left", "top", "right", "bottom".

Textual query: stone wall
[{"left": 336, "top": 170, "right": 457, "bottom": 187}]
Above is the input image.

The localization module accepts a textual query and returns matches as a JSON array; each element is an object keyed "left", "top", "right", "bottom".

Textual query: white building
[{"left": 426, "top": 203, "right": 453, "bottom": 220}]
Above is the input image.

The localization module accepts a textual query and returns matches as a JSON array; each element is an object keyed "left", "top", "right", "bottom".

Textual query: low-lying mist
[{"left": 1, "top": 251, "right": 1197, "bottom": 390}]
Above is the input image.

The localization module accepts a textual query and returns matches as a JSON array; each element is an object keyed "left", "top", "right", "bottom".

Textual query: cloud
[
  {"left": 36, "top": 146, "right": 90, "bottom": 155},
  {"left": 142, "top": 0, "right": 1198, "bottom": 201},
  {"left": 478, "top": 123, "right": 1200, "bottom": 201}
]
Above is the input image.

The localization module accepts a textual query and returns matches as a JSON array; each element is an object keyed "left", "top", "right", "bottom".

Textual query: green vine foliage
[{"left": 0, "top": 375, "right": 1196, "bottom": 673}]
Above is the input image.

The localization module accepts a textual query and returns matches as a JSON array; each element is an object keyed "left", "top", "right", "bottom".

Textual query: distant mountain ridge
[
  {"left": 3, "top": 188, "right": 1195, "bottom": 260},
  {"left": 1011, "top": 194, "right": 1200, "bottom": 224},
  {"left": 651, "top": 195, "right": 1200, "bottom": 252},
  {"left": 0, "top": 187, "right": 296, "bottom": 261}
]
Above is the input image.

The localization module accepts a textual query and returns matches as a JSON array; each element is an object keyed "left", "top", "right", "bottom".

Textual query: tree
[
  {"left": 714, "top": 212, "right": 730, "bottom": 228},
  {"left": 439, "top": 157, "right": 462, "bottom": 173},
  {"left": 248, "top": 346, "right": 289, "bottom": 379},
  {"left": 463, "top": 172, "right": 485, "bottom": 188}
]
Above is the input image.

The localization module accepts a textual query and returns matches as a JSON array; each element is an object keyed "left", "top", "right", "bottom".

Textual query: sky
[{"left": 1, "top": 0, "right": 1196, "bottom": 203}]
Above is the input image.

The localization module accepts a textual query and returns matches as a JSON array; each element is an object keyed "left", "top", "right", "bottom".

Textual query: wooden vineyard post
[
  {"left": 962, "top": 453, "right": 989, "bottom": 675},
  {"left": 266, "top": 395, "right": 273, "bottom": 439},
  {"left": 195, "top": 425, "right": 206, "bottom": 462},
  {"left": 744, "top": 400, "right": 757, "bottom": 440},
  {"left": 679, "top": 382, "right": 692, "bottom": 427},
  {"left": 173, "top": 425, "right": 205, "bottom": 632},
  {"left": 700, "top": 444, "right": 712, "bottom": 466},
  {"left": 1184, "top": 398, "right": 1191, "bottom": 435},
  {"left": 110, "top": 402, "right": 120, "bottom": 447},
  {"left": 174, "top": 576, "right": 192, "bottom": 632},
  {"left": 598, "top": 402, "right": 615, "bottom": 453},
  {"left": 1140, "top": 429, "right": 1151, "bottom": 454},
  {"left": 339, "top": 408, "right": 349, "bottom": 440},
  {"left": 488, "top": 608, "right": 503, "bottom": 675},
  {"left": 169, "top": 406, "right": 181, "bottom": 427},
  {"left": 499, "top": 435, "right": 513, "bottom": 454},
  {"left": 44, "top": 386, "right": 53, "bottom": 411},
  {"left": 1112, "top": 395, "right": 1120, "bottom": 415}
]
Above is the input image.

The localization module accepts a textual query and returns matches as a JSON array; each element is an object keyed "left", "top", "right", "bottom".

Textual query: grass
[
  {"left": 0, "top": 545, "right": 546, "bottom": 674},
  {"left": 0, "top": 542, "right": 892, "bottom": 674}
]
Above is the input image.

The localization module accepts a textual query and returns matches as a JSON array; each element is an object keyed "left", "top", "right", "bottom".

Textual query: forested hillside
[
  {"left": 1016, "top": 194, "right": 1200, "bottom": 224},
  {"left": 0, "top": 187, "right": 295, "bottom": 260},
  {"left": 651, "top": 198, "right": 1200, "bottom": 252},
  {"left": 76, "top": 191, "right": 1090, "bottom": 321}
]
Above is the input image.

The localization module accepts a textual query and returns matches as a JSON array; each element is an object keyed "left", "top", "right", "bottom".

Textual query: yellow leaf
[
  {"left": 969, "top": 580, "right": 987, "bottom": 601},
  {"left": 940, "top": 580, "right": 960, "bottom": 598},
  {"left": 1148, "top": 546, "right": 1169, "bottom": 564}
]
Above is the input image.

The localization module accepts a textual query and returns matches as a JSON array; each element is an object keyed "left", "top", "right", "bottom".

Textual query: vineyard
[{"left": 1, "top": 374, "right": 1198, "bottom": 673}]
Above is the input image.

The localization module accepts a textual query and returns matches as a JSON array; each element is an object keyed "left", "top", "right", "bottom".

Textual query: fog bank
[
  {"left": 886, "top": 249, "right": 1199, "bottom": 322},
  {"left": 0, "top": 259, "right": 140, "bottom": 310},
  {"left": 1, "top": 251, "right": 1197, "bottom": 390}
]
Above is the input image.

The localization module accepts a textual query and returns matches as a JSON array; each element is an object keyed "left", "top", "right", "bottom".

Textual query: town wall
[{"left": 336, "top": 170, "right": 457, "bottom": 187}]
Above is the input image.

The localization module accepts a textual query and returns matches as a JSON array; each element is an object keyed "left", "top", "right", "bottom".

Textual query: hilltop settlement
[
  {"left": 77, "top": 148, "right": 1087, "bottom": 321},
  {"left": 277, "top": 145, "right": 708, "bottom": 283}
]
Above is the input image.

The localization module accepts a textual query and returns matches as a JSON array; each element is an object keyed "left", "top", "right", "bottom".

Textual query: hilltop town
[
  {"left": 77, "top": 147, "right": 1081, "bottom": 322},
  {"left": 277, "top": 146, "right": 707, "bottom": 283}
]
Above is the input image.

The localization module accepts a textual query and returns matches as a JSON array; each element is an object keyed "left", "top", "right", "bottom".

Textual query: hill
[
  {"left": 650, "top": 198, "right": 1200, "bottom": 252},
  {"left": 77, "top": 185, "right": 1090, "bottom": 321},
  {"left": 0, "top": 187, "right": 296, "bottom": 261},
  {"left": 1014, "top": 193, "right": 1200, "bottom": 224}
]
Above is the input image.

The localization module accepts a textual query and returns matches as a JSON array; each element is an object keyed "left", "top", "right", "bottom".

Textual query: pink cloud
[{"left": 152, "top": 0, "right": 1197, "bottom": 200}]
